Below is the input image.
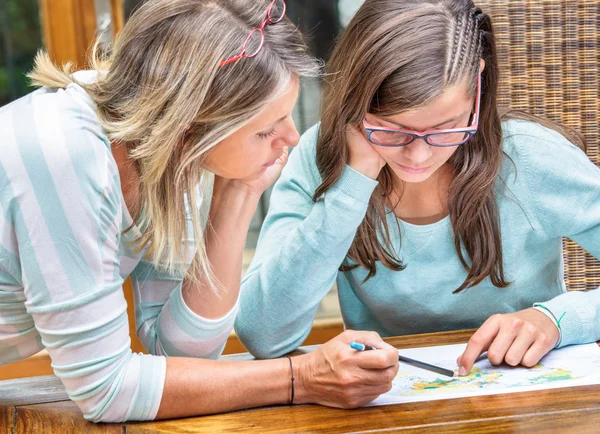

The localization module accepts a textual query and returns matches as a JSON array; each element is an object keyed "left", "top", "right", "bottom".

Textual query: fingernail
[{"left": 459, "top": 366, "right": 467, "bottom": 376}]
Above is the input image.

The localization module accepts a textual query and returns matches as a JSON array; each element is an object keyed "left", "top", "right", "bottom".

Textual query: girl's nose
[{"left": 402, "top": 138, "right": 432, "bottom": 165}]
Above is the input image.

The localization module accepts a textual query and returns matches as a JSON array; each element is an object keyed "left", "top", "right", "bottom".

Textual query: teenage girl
[{"left": 236, "top": 0, "right": 600, "bottom": 377}]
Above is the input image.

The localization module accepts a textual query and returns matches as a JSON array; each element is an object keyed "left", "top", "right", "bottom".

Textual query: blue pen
[{"left": 350, "top": 341, "right": 455, "bottom": 378}]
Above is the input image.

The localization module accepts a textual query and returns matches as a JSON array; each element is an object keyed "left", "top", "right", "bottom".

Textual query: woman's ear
[{"left": 479, "top": 58, "right": 486, "bottom": 73}]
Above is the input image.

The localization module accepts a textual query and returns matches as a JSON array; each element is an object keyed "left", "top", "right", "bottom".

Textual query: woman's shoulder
[{"left": 0, "top": 85, "right": 118, "bottom": 208}]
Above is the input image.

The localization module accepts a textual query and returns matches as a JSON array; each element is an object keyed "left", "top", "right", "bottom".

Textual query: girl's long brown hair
[{"left": 314, "top": 0, "right": 584, "bottom": 292}]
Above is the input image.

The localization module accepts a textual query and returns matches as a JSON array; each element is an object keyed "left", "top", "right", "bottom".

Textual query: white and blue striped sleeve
[
  {"left": 3, "top": 90, "right": 165, "bottom": 423},
  {"left": 130, "top": 207, "right": 238, "bottom": 360},
  {"left": 131, "top": 268, "right": 238, "bottom": 359}
]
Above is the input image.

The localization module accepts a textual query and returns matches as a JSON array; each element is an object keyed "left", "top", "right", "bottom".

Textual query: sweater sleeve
[
  {"left": 234, "top": 124, "right": 379, "bottom": 358},
  {"left": 507, "top": 120, "right": 600, "bottom": 347},
  {"left": 130, "top": 260, "right": 238, "bottom": 360},
  {"left": 130, "top": 180, "right": 238, "bottom": 360},
  {"left": 5, "top": 96, "right": 166, "bottom": 422}
]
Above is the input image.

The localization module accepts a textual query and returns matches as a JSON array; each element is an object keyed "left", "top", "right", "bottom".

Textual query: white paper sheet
[{"left": 367, "top": 342, "right": 600, "bottom": 407}]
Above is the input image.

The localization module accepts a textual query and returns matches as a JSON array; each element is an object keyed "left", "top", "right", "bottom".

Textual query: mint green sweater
[{"left": 235, "top": 119, "right": 600, "bottom": 358}]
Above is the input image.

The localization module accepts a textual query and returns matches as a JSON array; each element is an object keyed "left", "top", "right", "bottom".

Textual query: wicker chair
[{"left": 477, "top": 0, "right": 600, "bottom": 291}]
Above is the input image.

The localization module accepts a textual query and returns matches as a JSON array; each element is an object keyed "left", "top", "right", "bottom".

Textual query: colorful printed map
[{"left": 367, "top": 343, "right": 600, "bottom": 407}]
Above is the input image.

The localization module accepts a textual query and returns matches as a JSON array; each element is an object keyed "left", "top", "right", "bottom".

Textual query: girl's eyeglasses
[
  {"left": 219, "top": 0, "right": 287, "bottom": 67},
  {"left": 362, "top": 72, "right": 482, "bottom": 147}
]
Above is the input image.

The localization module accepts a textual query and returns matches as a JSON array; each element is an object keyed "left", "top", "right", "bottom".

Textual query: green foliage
[{"left": 1, "top": 0, "right": 43, "bottom": 105}]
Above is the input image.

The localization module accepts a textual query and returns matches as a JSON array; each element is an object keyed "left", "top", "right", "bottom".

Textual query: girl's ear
[{"left": 479, "top": 58, "right": 486, "bottom": 73}]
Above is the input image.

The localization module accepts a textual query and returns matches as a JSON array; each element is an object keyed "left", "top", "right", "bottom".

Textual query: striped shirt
[{"left": 0, "top": 76, "right": 238, "bottom": 422}]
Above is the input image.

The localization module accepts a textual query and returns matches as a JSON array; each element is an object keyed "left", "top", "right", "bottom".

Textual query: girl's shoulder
[
  {"left": 282, "top": 122, "right": 322, "bottom": 185},
  {"left": 501, "top": 118, "right": 585, "bottom": 161},
  {"left": 295, "top": 122, "right": 321, "bottom": 158},
  {"left": 500, "top": 118, "right": 590, "bottom": 178},
  {"left": 499, "top": 118, "right": 595, "bottom": 195}
]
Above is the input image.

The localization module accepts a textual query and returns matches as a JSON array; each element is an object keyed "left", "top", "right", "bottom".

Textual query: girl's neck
[
  {"left": 111, "top": 141, "right": 140, "bottom": 217},
  {"left": 389, "top": 164, "right": 453, "bottom": 225}
]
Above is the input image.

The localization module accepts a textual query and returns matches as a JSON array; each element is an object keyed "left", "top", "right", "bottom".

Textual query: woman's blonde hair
[{"left": 29, "top": 0, "right": 319, "bottom": 289}]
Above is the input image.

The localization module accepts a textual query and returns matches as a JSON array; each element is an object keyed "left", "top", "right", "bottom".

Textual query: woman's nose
[{"left": 275, "top": 117, "right": 300, "bottom": 148}]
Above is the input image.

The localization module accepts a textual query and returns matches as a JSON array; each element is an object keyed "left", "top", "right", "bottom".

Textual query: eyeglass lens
[
  {"left": 369, "top": 130, "right": 470, "bottom": 146},
  {"left": 268, "top": 0, "right": 286, "bottom": 23},
  {"left": 244, "top": 29, "right": 264, "bottom": 57}
]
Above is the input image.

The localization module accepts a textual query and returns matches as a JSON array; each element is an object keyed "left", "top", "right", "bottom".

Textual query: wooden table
[{"left": 2, "top": 329, "right": 599, "bottom": 433}]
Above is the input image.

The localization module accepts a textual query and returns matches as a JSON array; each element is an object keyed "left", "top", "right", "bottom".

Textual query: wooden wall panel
[
  {"left": 110, "top": 0, "right": 125, "bottom": 35},
  {"left": 40, "top": 0, "right": 98, "bottom": 67}
]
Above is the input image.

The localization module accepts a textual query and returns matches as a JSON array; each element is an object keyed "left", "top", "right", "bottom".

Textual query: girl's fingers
[
  {"left": 458, "top": 316, "right": 501, "bottom": 375},
  {"left": 485, "top": 322, "right": 521, "bottom": 366},
  {"left": 521, "top": 338, "right": 555, "bottom": 368},
  {"left": 503, "top": 328, "right": 537, "bottom": 366}
]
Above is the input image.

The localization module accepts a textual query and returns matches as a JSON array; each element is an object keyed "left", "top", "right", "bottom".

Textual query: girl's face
[
  {"left": 202, "top": 79, "right": 300, "bottom": 180},
  {"left": 365, "top": 79, "right": 475, "bottom": 185}
]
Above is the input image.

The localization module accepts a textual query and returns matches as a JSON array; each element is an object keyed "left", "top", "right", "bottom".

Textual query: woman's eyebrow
[
  {"left": 270, "top": 115, "right": 288, "bottom": 127},
  {"left": 257, "top": 115, "right": 288, "bottom": 134}
]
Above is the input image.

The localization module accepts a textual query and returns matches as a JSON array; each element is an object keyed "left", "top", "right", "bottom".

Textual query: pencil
[
  {"left": 398, "top": 354, "right": 455, "bottom": 378},
  {"left": 350, "top": 341, "right": 455, "bottom": 378}
]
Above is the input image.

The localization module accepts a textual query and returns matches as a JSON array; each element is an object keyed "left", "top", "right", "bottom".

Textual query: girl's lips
[
  {"left": 263, "top": 160, "right": 277, "bottom": 167},
  {"left": 397, "top": 163, "right": 431, "bottom": 174}
]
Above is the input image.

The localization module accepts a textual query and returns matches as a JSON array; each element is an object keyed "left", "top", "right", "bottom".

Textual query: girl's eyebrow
[{"left": 375, "top": 112, "right": 469, "bottom": 130}]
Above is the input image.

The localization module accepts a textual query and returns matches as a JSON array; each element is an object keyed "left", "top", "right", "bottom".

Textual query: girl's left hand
[{"left": 456, "top": 308, "right": 560, "bottom": 376}]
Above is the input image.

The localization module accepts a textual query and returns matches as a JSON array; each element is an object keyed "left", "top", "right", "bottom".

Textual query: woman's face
[
  {"left": 202, "top": 79, "right": 300, "bottom": 180},
  {"left": 365, "top": 79, "right": 475, "bottom": 185}
]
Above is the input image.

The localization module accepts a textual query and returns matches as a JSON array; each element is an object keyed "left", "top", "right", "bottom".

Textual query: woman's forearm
[
  {"left": 182, "top": 179, "right": 260, "bottom": 319},
  {"left": 155, "top": 329, "right": 400, "bottom": 419},
  {"left": 156, "top": 355, "right": 300, "bottom": 419}
]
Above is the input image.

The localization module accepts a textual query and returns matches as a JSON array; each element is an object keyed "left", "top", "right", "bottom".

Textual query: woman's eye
[{"left": 258, "top": 129, "right": 277, "bottom": 139}]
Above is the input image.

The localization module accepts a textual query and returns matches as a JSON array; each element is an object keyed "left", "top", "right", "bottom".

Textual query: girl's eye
[{"left": 258, "top": 129, "right": 277, "bottom": 139}]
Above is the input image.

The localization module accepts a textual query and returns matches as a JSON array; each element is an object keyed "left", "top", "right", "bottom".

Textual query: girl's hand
[
  {"left": 347, "top": 124, "right": 386, "bottom": 180},
  {"left": 457, "top": 308, "right": 560, "bottom": 375},
  {"left": 294, "top": 330, "right": 399, "bottom": 408}
]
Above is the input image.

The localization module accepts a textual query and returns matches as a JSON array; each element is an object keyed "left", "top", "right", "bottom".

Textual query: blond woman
[{"left": 0, "top": 0, "right": 398, "bottom": 423}]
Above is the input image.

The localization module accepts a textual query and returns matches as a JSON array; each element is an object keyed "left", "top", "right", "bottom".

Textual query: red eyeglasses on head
[{"left": 219, "top": 0, "right": 287, "bottom": 67}]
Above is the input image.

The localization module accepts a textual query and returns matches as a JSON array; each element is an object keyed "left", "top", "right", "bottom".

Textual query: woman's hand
[
  {"left": 457, "top": 308, "right": 560, "bottom": 375},
  {"left": 218, "top": 147, "right": 290, "bottom": 199},
  {"left": 192, "top": 149, "right": 290, "bottom": 319},
  {"left": 347, "top": 124, "right": 386, "bottom": 180},
  {"left": 294, "top": 330, "right": 399, "bottom": 408}
]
